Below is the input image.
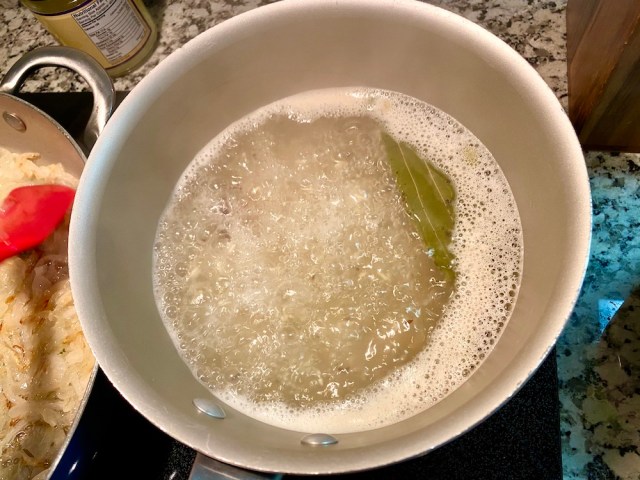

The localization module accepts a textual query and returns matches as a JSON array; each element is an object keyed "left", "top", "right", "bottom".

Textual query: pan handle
[
  {"left": 189, "top": 453, "right": 283, "bottom": 480},
  {"left": 0, "top": 46, "right": 115, "bottom": 152}
]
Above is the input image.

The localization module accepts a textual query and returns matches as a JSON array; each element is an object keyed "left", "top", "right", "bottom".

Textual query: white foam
[{"left": 153, "top": 88, "right": 523, "bottom": 433}]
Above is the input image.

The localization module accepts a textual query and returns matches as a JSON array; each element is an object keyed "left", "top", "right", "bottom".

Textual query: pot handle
[
  {"left": 189, "top": 453, "right": 283, "bottom": 480},
  {"left": 0, "top": 45, "right": 115, "bottom": 152}
]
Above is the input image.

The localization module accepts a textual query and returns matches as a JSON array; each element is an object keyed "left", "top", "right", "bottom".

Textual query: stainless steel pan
[
  {"left": 69, "top": 0, "right": 592, "bottom": 476},
  {"left": 0, "top": 46, "right": 115, "bottom": 479}
]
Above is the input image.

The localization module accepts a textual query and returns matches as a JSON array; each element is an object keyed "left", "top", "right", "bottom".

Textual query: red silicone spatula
[{"left": 0, "top": 185, "right": 75, "bottom": 262}]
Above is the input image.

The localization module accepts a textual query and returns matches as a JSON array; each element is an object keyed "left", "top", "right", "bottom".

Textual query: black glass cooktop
[{"left": 21, "top": 92, "right": 562, "bottom": 480}]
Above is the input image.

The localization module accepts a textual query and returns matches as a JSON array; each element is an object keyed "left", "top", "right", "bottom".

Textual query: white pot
[{"left": 69, "top": 0, "right": 591, "bottom": 475}]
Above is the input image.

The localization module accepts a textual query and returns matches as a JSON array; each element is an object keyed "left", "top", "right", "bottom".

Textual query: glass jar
[{"left": 21, "top": 0, "right": 158, "bottom": 77}]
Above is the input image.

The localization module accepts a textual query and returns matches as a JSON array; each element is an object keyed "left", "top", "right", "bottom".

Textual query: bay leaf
[{"left": 381, "top": 132, "right": 456, "bottom": 277}]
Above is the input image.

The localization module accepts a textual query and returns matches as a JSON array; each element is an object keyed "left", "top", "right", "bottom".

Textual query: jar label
[
  {"left": 32, "top": 0, "right": 154, "bottom": 72},
  {"left": 71, "top": 0, "right": 150, "bottom": 64}
]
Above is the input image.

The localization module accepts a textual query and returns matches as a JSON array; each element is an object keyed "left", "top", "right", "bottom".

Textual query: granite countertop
[{"left": 2, "top": 1, "right": 640, "bottom": 479}]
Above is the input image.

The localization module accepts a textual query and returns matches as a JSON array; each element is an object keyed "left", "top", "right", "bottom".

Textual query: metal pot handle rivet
[
  {"left": 193, "top": 398, "right": 226, "bottom": 419},
  {"left": 0, "top": 46, "right": 115, "bottom": 153},
  {"left": 300, "top": 433, "right": 339, "bottom": 446},
  {"left": 2, "top": 111, "right": 27, "bottom": 132}
]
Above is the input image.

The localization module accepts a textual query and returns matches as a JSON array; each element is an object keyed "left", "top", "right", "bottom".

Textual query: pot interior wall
[{"left": 71, "top": 1, "right": 590, "bottom": 474}]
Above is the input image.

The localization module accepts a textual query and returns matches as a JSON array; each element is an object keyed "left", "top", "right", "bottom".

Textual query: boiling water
[{"left": 153, "top": 88, "right": 523, "bottom": 434}]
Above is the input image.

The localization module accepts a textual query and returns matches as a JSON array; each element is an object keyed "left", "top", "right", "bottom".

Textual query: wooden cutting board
[{"left": 567, "top": 0, "right": 640, "bottom": 152}]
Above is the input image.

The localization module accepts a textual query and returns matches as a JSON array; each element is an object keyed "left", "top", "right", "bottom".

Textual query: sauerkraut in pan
[{"left": 0, "top": 147, "right": 94, "bottom": 480}]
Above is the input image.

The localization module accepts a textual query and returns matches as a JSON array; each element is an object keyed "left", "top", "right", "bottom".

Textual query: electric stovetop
[{"left": 23, "top": 92, "right": 562, "bottom": 480}]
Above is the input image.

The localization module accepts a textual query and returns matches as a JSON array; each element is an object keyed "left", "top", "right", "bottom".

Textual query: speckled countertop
[{"left": 2, "top": 1, "right": 639, "bottom": 479}]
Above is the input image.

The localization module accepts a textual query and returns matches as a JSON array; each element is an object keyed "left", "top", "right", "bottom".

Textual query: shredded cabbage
[{"left": 0, "top": 148, "right": 95, "bottom": 480}]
